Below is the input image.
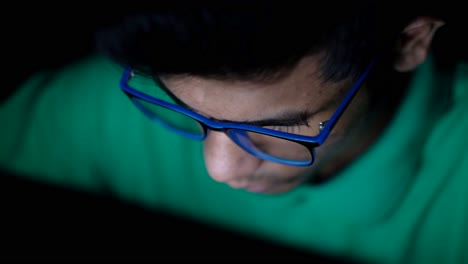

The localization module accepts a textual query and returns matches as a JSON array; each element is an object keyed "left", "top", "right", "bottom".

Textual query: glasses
[{"left": 120, "top": 59, "right": 376, "bottom": 166}]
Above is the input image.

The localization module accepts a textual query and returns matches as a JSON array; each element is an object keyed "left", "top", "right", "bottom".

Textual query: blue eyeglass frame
[{"left": 119, "top": 58, "right": 377, "bottom": 166}]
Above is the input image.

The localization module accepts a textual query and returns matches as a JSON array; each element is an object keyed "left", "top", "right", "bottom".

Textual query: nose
[{"left": 203, "top": 131, "right": 262, "bottom": 185}]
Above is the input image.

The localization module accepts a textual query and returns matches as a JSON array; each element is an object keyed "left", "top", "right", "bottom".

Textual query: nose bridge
[{"left": 203, "top": 130, "right": 261, "bottom": 183}]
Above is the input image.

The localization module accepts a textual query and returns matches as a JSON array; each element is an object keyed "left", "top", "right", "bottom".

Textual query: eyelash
[{"left": 268, "top": 124, "right": 307, "bottom": 134}]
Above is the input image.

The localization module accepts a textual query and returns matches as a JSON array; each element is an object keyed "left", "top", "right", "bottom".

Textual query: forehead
[{"left": 160, "top": 56, "right": 349, "bottom": 122}]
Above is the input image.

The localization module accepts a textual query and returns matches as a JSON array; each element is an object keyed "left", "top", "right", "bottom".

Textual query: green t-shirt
[{"left": 1, "top": 54, "right": 467, "bottom": 264}]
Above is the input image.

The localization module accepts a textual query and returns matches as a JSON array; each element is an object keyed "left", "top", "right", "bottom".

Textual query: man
[{"left": 1, "top": 2, "right": 466, "bottom": 263}]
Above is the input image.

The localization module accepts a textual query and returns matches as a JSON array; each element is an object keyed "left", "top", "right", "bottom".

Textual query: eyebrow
[{"left": 154, "top": 76, "right": 314, "bottom": 127}]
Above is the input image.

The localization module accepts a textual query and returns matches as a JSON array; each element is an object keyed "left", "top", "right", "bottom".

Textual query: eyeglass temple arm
[{"left": 319, "top": 58, "right": 378, "bottom": 137}]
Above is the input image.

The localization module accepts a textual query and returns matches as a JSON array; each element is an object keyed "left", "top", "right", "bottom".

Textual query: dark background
[
  {"left": 2, "top": 3, "right": 466, "bottom": 102},
  {"left": 1, "top": 169, "right": 346, "bottom": 262},
  {"left": 1, "top": 3, "right": 464, "bottom": 262}
]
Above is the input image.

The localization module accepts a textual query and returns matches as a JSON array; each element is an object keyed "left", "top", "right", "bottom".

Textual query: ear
[{"left": 393, "top": 17, "right": 445, "bottom": 72}]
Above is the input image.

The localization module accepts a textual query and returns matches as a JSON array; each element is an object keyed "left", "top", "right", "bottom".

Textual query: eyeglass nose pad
[{"left": 226, "top": 129, "right": 254, "bottom": 149}]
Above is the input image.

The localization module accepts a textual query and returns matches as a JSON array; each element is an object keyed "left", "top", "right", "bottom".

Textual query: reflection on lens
[
  {"left": 133, "top": 97, "right": 204, "bottom": 138},
  {"left": 228, "top": 129, "right": 312, "bottom": 163}
]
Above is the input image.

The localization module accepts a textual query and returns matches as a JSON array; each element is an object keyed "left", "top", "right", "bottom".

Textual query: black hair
[{"left": 95, "top": 1, "right": 417, "bottom": 83}]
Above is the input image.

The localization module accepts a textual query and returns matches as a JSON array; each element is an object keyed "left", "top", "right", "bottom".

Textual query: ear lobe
[{"left": 393, "top": 17, "right": 445, "bottom": 72}]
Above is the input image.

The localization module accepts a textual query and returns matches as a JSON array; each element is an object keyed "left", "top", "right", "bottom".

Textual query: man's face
[{"left": 161, "top": 55, "right": 371, "bottom": 194}]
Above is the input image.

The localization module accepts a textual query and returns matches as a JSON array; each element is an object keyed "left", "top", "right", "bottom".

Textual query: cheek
[
  {"left": 261, "top": 162, "right": 317, "bottom": 183},
  {"left": 313, "top": 132, "right": 345, "bottom": 165},
  {"left": 258, "top": 164, "right": 317, "bottom": 194}
]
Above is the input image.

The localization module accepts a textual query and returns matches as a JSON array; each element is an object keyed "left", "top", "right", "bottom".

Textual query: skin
[{"left": 160, "top": 17, "right": 445, "bottom": 194}]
